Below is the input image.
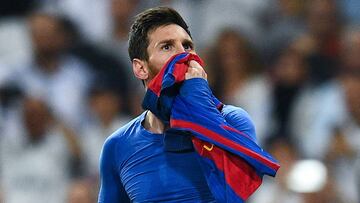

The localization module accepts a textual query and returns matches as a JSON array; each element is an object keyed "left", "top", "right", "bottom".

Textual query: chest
[{"left": 119, "top": 141, "right": 214, "bottom": 202}]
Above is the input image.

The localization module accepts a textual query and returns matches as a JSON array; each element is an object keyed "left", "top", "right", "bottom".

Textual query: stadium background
[{"left": 0, "top": 0, "right": 359, "bottom": 202}]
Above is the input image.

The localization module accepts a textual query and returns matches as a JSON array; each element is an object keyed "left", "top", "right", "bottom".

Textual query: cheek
[{"left": 148, "top": 53, "right": 172, "bottom": 74}]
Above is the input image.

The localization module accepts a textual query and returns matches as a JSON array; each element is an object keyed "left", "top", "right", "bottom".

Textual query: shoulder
[
  {"left": 100, "top": 113, "right": 145, "bottom": 163},
  {"left": 103, "top": 114, "right": 142, "bottom": 149},
  {"left": 221, "top": 105, "right": 257, "bottom": 142}
]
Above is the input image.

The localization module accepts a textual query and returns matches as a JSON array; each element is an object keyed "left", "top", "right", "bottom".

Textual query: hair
[{"left": 128, "top": 7, "right": 191, "bottom": 61}]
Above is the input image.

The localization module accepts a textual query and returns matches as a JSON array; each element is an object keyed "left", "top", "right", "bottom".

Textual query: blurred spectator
[
  {"left": 99, "top": 0, "right": 143, "bottom": 116},
  {"left": 339, "top": 0, "right": 360, "bottom": 26},
  {"left": 39, "top": 0, "right": 112, "bottom": 43},
  {"left": 0, "top": 97, "right": 82, "bottom": 203},
  {"left": 59, "top": 12, "right": 132, "bottom": 116},
  {"left": 145, "top": 0, "right": 272, "bottom": 50},
  {"left": 208, "top": 29, "right": 271, "bottom": 144},
  {"left": 81, "top": 83, "right": 130, "bottom": 177},
  {"left": 67, "top": 179, "right": 96, "bottom": 203},
  {"left": 0, "top": 0, "right": 38, "bottom": 17},
  {"left": 290, "top": 29, "right": 360, "bottom": 159},
  {"left": 0, "top": 18, "right": 32, "bottom": 67},
  {"left": 102, "top": 0, "right": 139, "bottom": 66},
  {"left": 0, "top": 0, "right": 35, "bottom": 66},
  {"left": 0, "top": 79, "right": 23, "bottom": 117},
  {"left": 356, "top": 157, "right": 360, "bottom": 200},
  {"left": 290, "top": 69, "right": 346, "bottom": 159},
  {"left": 94, "top": 0, "right": 143, "bottom": 115},
  {"left": 250, "top": 137, "right": 302, "bottom": 203},
  {"left": 341, "top": 28, "right": 360, "bottom": 72},
  {"left": 1, "top": 12, "right": 94, "bottom": 129},
  {"left": 324, "top": 72, "right": 360, "bottom": 203},
  {"left": 300, "top": 177, "right": 345, "bottom": 203},
  {"left": 252, "top": 137, "right": 347, "bottom": 203},
  {"left": 269, "top": 46, "right": 307, "bottom": 139},
  {"left": 262, "top": 0, "right": 306, "bottom": 61},
  {"left": 196, "top": 0, "right": 272, "bottom": 49},
  {"left": 293, "top": 0, "right": 342, "bottom": 85}
]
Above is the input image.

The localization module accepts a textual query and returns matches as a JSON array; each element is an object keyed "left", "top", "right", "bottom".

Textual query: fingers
[
  {"left": 189, "top": 60, "right": 202, "bottom": 69},
  {"left": 185, "top": 60, "right": 207, "bottom": 80}
]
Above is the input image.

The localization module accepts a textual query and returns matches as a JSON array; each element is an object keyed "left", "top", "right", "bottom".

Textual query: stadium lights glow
[{"left": 286, "top": 159, "right": 328, "bottom": 193}]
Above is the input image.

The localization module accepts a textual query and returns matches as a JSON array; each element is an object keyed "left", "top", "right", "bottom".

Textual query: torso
[{"left": 108, "top": 111, "right": 215, "bottom": 202}]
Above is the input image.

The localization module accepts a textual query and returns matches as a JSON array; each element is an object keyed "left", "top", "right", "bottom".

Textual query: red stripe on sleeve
[{"left": 171, "top": 119, "right": 280, "bottom": 171}]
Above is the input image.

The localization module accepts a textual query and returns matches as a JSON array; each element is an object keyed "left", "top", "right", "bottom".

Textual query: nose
[{"left": 175, "top": 43, "right": 186, "bottom": 54}]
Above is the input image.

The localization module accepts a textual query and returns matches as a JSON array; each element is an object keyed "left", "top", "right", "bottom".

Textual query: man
[
  {"left": 1, "top": 97, "right": 81, "bottom": 203},
  {"left": 98, "top": 7, "right": 266, "bottom": 202},
  {"left": 1, "top": 12, "right": 93, "bottom": 130}
]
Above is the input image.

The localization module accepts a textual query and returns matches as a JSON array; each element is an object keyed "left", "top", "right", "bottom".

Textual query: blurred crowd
[{"left": 0, "top": 0, "right": 359, "bottom": 203}]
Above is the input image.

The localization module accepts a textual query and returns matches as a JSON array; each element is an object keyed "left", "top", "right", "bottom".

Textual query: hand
[{"left": 185, "top": 60, "right": 207, "bottom": 80}]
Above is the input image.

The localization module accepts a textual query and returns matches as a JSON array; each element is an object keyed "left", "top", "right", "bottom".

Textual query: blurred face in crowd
[
  {"left": 273, "top": 48, "right": 307, "bottom": 85},
  {"left": 90, "top": 91, "right": 120, "bottom": 126},
  {"left": 278, "top": 0, "right": 304, "bottom": 16},
  {"left": 111, "top": 0, "right": 138, "bottom": 24},
  {"left": 342, "top": 31, "right": 360, "bottom": 71},
  {"left": 133, "top": 24, "right": 195, "bottom": 83},
  {"left": 306, "top": 0, "right": 338, "bottom": 37},
  {"left": 67, "top": 181, "right": 95, "bottom": 203},
  {"left": 23, "top": 98, "right": 52, "bottom": 141},
  {"left": 342, "top": 74, "right": 360, "bottom": 124},
  {"left": 29, "top": 14, "right": 68, "bottom": 57},
  {"left": 216, "top": 30, "right": 249, "bottom": 75}
]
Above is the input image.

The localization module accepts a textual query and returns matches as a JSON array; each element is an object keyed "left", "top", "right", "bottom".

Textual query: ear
[{"left": 132, "top": 58, "right": 149, "bottom": 80}]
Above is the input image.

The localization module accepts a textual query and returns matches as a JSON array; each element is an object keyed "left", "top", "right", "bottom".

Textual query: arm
[
  {"left": 98, "top": 137, "right": 130, "bottom": 203},
  {"left": 184, "top": 60, "right": 257, "bottom": 143},
  {"left": 172, "top": 60, "right": 279, "bottom": 177},
  {"left": 177, "top": 78, "right": 257, "bottom": 144}
]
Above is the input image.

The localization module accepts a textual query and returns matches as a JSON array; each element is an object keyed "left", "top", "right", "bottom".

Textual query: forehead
[{"left": 147, "top": 24, "right": 192, "bottom": 44}]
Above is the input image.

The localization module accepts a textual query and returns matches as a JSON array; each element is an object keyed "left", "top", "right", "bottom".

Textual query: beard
[{"left": 146, "top": 62, "right": 161, "bottom": 81}]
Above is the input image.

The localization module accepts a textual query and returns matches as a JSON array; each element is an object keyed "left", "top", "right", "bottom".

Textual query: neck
[{"left": 143, "top": 111, "right": 166, "bottom": 134}]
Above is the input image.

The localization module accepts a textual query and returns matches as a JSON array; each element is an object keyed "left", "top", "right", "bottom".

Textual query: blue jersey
[{"left": 98, "top": 105, "right": 256, "bottom": 203}]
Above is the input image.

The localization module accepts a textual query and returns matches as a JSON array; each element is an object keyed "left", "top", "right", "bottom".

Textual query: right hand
[{"left": 185, "top": 60, "right": 207, "bottom": 80}]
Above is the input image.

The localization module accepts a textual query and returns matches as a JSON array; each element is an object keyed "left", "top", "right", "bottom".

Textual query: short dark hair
[{"left": 128, "top": 7, "right": 191, "bottom": 61}]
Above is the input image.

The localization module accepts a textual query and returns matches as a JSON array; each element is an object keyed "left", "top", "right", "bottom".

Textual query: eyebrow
[
  {"left": 183, "top": 39, "right": 195, "bottom": 48},
  {"left": 155, "top": 39, "right": 195, "bottom": 48}
]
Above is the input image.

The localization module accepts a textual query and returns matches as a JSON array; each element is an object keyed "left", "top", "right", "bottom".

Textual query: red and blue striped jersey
[{"left": 142, "top": 52, "right": 280, "bottom": 202}]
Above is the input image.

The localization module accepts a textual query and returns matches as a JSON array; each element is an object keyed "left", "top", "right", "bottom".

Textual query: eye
[
  {"left": 161, "top": 44, "right": 171, "bottom": 51},
  {"left": 183, "top": 44, "right": 193, "bottom": 51}
]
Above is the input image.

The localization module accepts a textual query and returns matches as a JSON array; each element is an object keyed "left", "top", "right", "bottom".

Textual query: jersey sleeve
[
  {"left": 98, "top": 137, "right": 130, "bottom": 203},
  {"left": 177, "top": 78, "right": 257, "bottom": 143}
]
